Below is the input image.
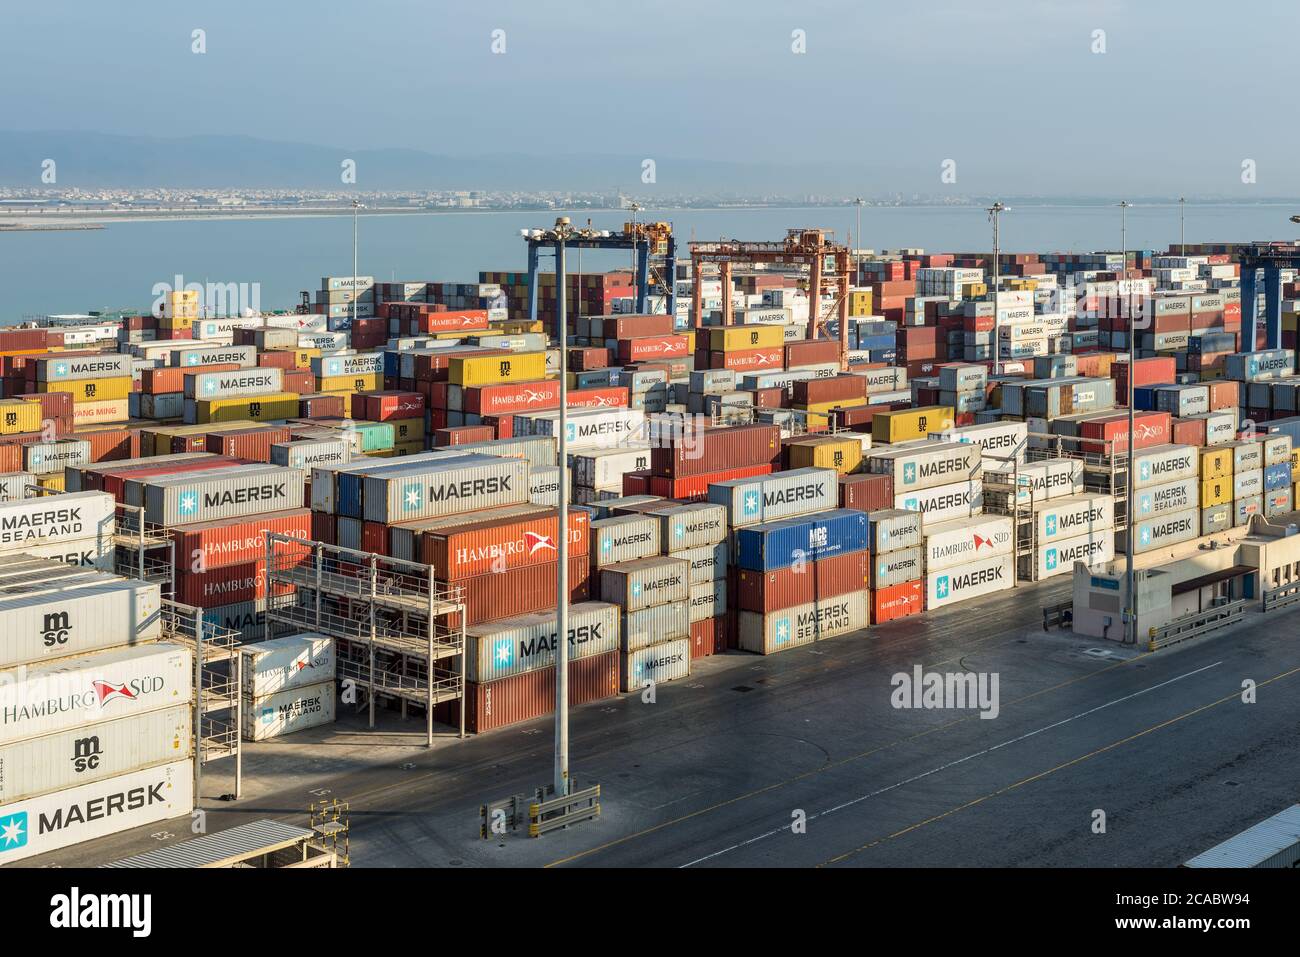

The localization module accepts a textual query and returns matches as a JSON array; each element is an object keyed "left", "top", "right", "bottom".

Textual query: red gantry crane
[{"left": 689, "top": 228, "right": 853, "bottom": 367}]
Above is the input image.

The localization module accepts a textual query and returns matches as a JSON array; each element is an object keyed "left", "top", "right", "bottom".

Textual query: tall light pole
[
  {"left": 351, "top": 199, "right": 364, "bottom": 329},
  {"left": 852, "top": 197, "right": 865, "bottom": 282},
  {"left": 551, "top": 216, "right": 574, "bottom": 796},
  {"left": 1118, "top": 199, "right": 1134, "bottom": 645},
  {"left": 987, "top": 201, "right": 1007, "bottom": 374},
  {"left": 1178, "top": 197, "right": 1185, "bottom": 255}
]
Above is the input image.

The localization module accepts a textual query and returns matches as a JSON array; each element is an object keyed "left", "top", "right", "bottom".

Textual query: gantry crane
[
  {"left": 689, "top": 228, "right": 853, "bottom": 364},
  {"left": 1238, "top": 241, "right": 1300, "bottom": 351}
]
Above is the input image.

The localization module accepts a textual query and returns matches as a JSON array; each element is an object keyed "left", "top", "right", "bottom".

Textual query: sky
[{"left": 2, "top": 0, "right": 1297, "bottom": 197}]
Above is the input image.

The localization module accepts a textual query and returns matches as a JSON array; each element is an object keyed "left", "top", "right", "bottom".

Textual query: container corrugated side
[
  {"left": 622, "top": 600, "right": 690, "bottom": 650},
  {"left": 143, "top": 466, "right": 304, "bottom": 526},
  {"left": 867, "top": 441, "right": 982, "bottom": 494},
  {"left": 707, "top": 467, "right": 837, "bottom": 528},
  {"left": 598, "top": 556, "right": 690, "bottom": 612},
  {"left": 1133, "top": 444, "right": 1199, "bottom": 490},
  {"left": 463, "top": 602, "right": 619, "bottom": 683},
  {"left": 1133, "top": 509, "right": 1199, "bottom": 553},
  {"left": 873, "top": 545, "right": 924, "bottom": 587},
  {"left": 363, "top": 457, "right": 529, "bottom": 523},
  {"left": 620, "top": 638, "right": 692, "bottom": 691},
  {"left": 423, "top": 508, "right": 588, "bottom": 580},
  {"left": 0, "top": 704, "right": 192, "bottom": 805},
  {"left": 894, "top": 479, "right": 983, "bottom": 526},
  {"left": 736, "top": 509, "right": 868, "bottom": 572},
  {"left": 1133, "top": 478, "right": 1198, "bottom": 521},
  {"left": 737, "top": 550, "right": 867, "bottom": 613},
  {"left": 923, "top": 515, "right": 1013, "bottom": 573},
  {"left": 687, "top": 580, "right": 726, "bottom": 623},
  {"left": 0, "top": 491, "right": 116, "bottom": 554},
  {"left": 738, "top": 591, "right": 869, "bottom": 654},
  {"left": 674, "top": 541, "right": 729, "bottom": 584},
  {"left": 1034, "top": 529, "right": 1113, "bottom": 579},
  {"left": 866, "top": 508, "right": 923, "bottom": 551},
  {"left": 240, "top": 634, "right": 335, "bottom": 698},
  {"left": 0, "top": 579, "right": 163, "bottom": 670},
  {"left": 648, "top": 502, "right": 728, "bottom": 553},
  {"left": 242, "top": 680, "right": 336, "bottom": 741},
  {"left": 465, "top": 650, "right": 618, "bottom": 733},
  {"left": 590, "top": 514, "right": 661, "bottom": 567},
  {"left": 1034, "top": 493, "right": 1114, "bottom": 541},
  {"left": 0, "top": 758, "right": 193, "bottom": 865},
  {"left": 926, "top": 554, "right": 1014, "bottom": 609}
]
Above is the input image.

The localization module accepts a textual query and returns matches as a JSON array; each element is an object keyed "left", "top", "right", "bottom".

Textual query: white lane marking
[{"left": 679, "top": 660, "right": 1223, "bottom": 867}]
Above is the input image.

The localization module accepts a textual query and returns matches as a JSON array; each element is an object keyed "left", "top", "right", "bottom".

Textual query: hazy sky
[{"left": 3, "top": 0, "right": 1297, "bottom": 196}]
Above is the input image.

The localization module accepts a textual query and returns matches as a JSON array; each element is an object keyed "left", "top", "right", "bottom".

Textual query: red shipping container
[
  {"left": 622, "top": 471, "right": 651, "bottom": 495},
  {"left": 710, "top": 347, "right": 784, "bottom": 372},
  {"left": 415, "top": 310, "right": 491, "bottom": 335},
  {"left": 311, "top": 511, "right": 336, "bottom": 544},
  {"left": 605, "top": 314, "right": 675, "bottom": 339},
  {"left": 650, "top": 422, "right": 780, "bottom": 478},
  {"left": 568, "top": 387, "right": 629, "bottom": 409},
  {"left": 793, "top": 375, "right": 867, "bottom": 406},
  {"left": 481, "top": 414, "right": 512, "bottom": 439},
  {"left": 462, "top": 649, "right": 618, "bottom": 733},
  {"left": 873, "top": 580, "right": 925, "bottom": 624},
  {"left": 751, "top": 386, "right": 786, "bottom": 409},
  {"left": 1171, "top": 418, "right": 1204, "bottom": 447},
  {"left": 14, "top": 391, "right": 72, "bottom": 423},
  {"left": 282, "top": 370, "right": 314, "bottom": 393},
  {"left": 1113, "top": 356, "right": 1176, "bottom": 394},
  {"left": 1207, "top": 380, "right": 1237, "bottom": 411},
  {"left": 171, "top": 509, "right": 312, "bottom": 571},
  {"left": 205, "top": 426, "right": 291, "bottom": 462},
  {"left": 689, "top": 616, "right": 727, "bottom": 659},
  {"left": 140, "top": 363, "right": 241, "bottom": 395},
  {"left": 256, "top": 350, "right": 298, "bottom": 370},
  {"left": 0, "top": 444, "right": 22, "bottom": 472},
  {"left": 1077, "top": 410, "right": 1171, "bottom": 456},
  {"left": 463, "top": 380, "right": 561, "bottom": 416},
  {"left": 173, "top": 562, "right": 295, "bottom": 608},
  {"left": 434, "top": 425, "right": 495, "bottom": 447},
  {"left": 78, "top": 426, "right": 140, "bottom": 462},
  {"left": 736, "top": 550, "right": 868, "bottom": 614},
  {"left": 422, "top": 509, "right": 589, "bottom": 581},
  {"left": 449, "top": 556, "right": 591, "bottom": 627},
  {"left": 784, "top": 339, "right": 840, "bottom": 368},
  {"left": 569, "top": 347, "right": 612, "bottom": 371},
  {"left": 839, "top": 472, "right": 894, "bottom": 511},
  {"left": 299, "top": 394, "right": 346, "bottom": 418},
  {"left": 646, "top": 464, "right": 772, "bottom": 501},
  {"left": 101, "top": 456, "right": 244, "bottom": 501},
  {"left": 362, "top": 521, "right": 388, "bottom": 555},
  {"left": 830, "top": 403, "right": 891, "bottom": 432},
  {"left": 617, "top": 334, "right": 690, "bottom": 363}
]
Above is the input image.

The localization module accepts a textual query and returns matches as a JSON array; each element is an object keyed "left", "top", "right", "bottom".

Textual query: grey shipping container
[
  {"left": 708, "top": 467, "right": 838, "bottom": 528},
  {"left": 687, "top": 579, "right": 727, "bottom": 622},
  {"left": 1133, "top": 509, "right": 1199, "bottom": 553},
  {"left": 648, "top": 502, "right": 728, "bottom": 553},
  {"left": 620, "top": 638, "right": 691, "bottom": 692},
  {"left": 599, "top": 556, "right": 690, "bottom": 612},
  {"left": 242, "top": 680, "right": 336, "bottom": 741},
  {"left": 674, "top": 541, "right": 729, "bottom": 584},
  {"left": 1201, "top": 505, "right": 1233, "bottom": 536},
  {"left": 464, "top": 602, "right": 620, "bottom": 682},
  {"left": 362, "top": 456, "right": 529, "bottom": 523},
  {"left": 873, "top": 545, "right": 924, "bottom": 587},
  {"left": 867, "top": 508, "right": 923, "bottom": 552},
  {"left": 738, "top": 591, "right": 869, "bottom": 655},
  {"left": 26, "top": 439, "right": 91, "bottom": 476},
  {"left": 591, "top": 514, "right": 661, "bottom": 567},
  {"left": 143, "top": 466, "right": 304, "bottom": 526},
  {"left": 623, "top": 600, "right": 691, "bottom": 651}
]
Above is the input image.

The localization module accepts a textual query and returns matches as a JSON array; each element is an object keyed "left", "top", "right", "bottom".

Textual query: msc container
[
  {"left": 873, "top": 406, "right": 954, "bottom": 444},
  {"left": 464, "top": 649, "right": 618, "bottom": 733},
  {"left": 142, "top": 466, "right": 304, "bottom": 526},
  {"left": 463, "top": 602, "right": 620, "bottom": 683},
  {"left": 1199, "top": 447, "right": 1233, "bottom": 483},
  {"left": 24, "top": 439, "right": 91, "bottom": 476},
  {"left": 737, "top": 591, "right": 869, "bottom": 655},
  {"left": 1133, "top": 444, "right": 1199, "bottom": 489},
  {"left": 0, "top": 704, "right": 191, "bottom": 805},
  {"left": 240, "top": 633, "right": 335, "bottom": 698},
  {"left": 362, "top": 456, "right": 529, "bottom": 523},
  {"left": 572, "top": 446, "right": 653, "bottom": 490},
  {"left": 623, "top": 600, "right": 691, "bottom": 650},
  {"left": 1201, "top": 504, "right": 1233, "bottom": 536},
  {"left": 184, "top": 367, "right": 284, "bottom": 400},
  {"left": 873, "top": 545, "right": 924, "bottom": 588},
  {"left": 1034, "top": 529, "right": 1113, "bottom": 580},
  {"left": 675, "top": 541, "right": 729, "bottom": 584},
  {"left": 736, "top": 549, "right": 866, "bottom": 613},
  {"left": 620, "top": 638, "right": 691, "bottom": 691},
  {"left": 187, "top": 392, "right": 300, "bottom": 425},
  {"left": 0, "top": 758, "right": 193, "bottom": 865},
  {"left": 647, "top": 502, "right": 727, "bottom": 553},
  {"left": 0, "top": 491, "right": 116, "bottom": 553},
  {"left": 599, "top": 556, "right": 689, "bottom": 612},
  {"left": 926, "top": 554, "right": 1014, "bottom": 610},
  {"left": 866, "top": 508, "right": 923, "bottom": 552},
  {"left": 0, "top": 578, "right": 162, "bottom": 670},
  {"left": 423, "top": 508, "right": 587, "bottom": 580},
  {"left": 1134, "top": 477, "right": 1199, "bottom": 521},
  {"left": 242, "top": 680, "right": 336, "bottom": 741},
  {"left": 590, "top": 514, "right": 661, "bottom": 567},
  {"left": 1234, "top": 469, "right": 1263, "bottom": 500},
  {"left": 923, "top": 514, "right": 1014, "bottom": 572},
  {"left": 707, "top": 467, "right": 838, "bottom": 528},
  {"left": 0, "top": 642, "right": 192, "bottom": 745},
  {"left": 736, "top": 509, "right": 867, "bottom": 572},
  {"left": 786, "top": 435, "right": 865, "bottom": 474},
  {"left": 1133, "top": 509, "right": 1199, "bottom": 553},
  {"left": 448, "top": 351, "right": 547, "bottom": 386},
  {"left": 894, "top": 479, "right": 983, "bottom": 526}
]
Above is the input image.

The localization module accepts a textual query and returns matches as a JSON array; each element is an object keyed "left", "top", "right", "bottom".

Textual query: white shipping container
[
  {"left": 1035, "top": 529, "right": 1113, "bottom": 579},
  {"left": 242, "top": 680, "right": 336, "bottom": 741},
  {"left": 868, "top": 441, "right": 982, "bottom": 495},
  {"left": 525, "top": 408, "right": 647, "bottom": 451},
  {"left": 623, "top": 600, "right": 691, "bottom": 650},
  {"left": 1133, "top": 477, "right": 1199, "bottom": 520},
  {"left": 0, "top": 705, "right": 191, "bottom": 805},
  {"left": 25, "top": 439, "right": 91, "bottom": 476},
  {"left": 143, "top": 466, "right": 304, "bottom": 526},
  {"left": 528, "top": 465, "right": 560, "bottom": 506},
  {"left": 465, "top": 603, "right": 619, "bottom": 682},
  {"left": 1233, "top": 469, "right": 1263, "bottom": 500},
  {"left": 0, "top": 643, "right": 192, "bottom": 745},
  {"left": 591, "top": 515, "right": 661, "bottom": 567},
  {"left": 687, "top": 580, "right": 726, "bottom": 623},
  {"left": 708, "top": 467, "right": 838, "bottom": 528},
  {"left": 362, "top": 456, "right": 529, "bottom": 523},
  {"left": 894, "top": 479, "right": 983, "bottom": 526},
  {"left": 270, "top": 438, "right": 351, "bottom": 470},
  {"left": 4, "top": 535, "right": 113, "bottom": 571},
  {"left": 989, "top": 458, "right": 1082, "bottom": 504},
  {"left": 240, "top": 634, "right": 335, "bottom": 698},
  {"left": 620, "top": 638, "right": 691, "bottom": 692},
  {"left": 183, "top": 367, "right": 284, "bottom": 400},
  {"left": 737, "top": 591, "right": 869, "bottom": 655},
  {"left": 923, "top": 515, "right": 1013, "bottom": 573},
  {"left": 0, "top": 473, "right": 32, "bottom": 502},
  {"left": 1133, "top": 444, "right": 1199, "bottom": 489},
  {"left": 0, "top": 491, "right": 116, "bottom": 553},
  {"left": 0, "top": 759, "right": 193, "bottom": 865},
  {"left": 650, "top": 502, "right": 728, "bottom": 552},
  {"left": 1035, "top": 493, "right": 1114, "bottom": 541},
  {"left": 171, "top": 344, "right": 258, "bottom": 368},
  {"left": 1133, "top": 509, "right": 1199, "bottom": 553},
  {"left": 573, "top": 446, "right": 653, "bottom": 490},
  {"left": 0, "top": 578, "right": 162, "bottom": 670},
  {"left": 599, "top": 557, "right": 690, "bottom": 612},
  {"left": 674, "top": 541, "right": 729, "bottom": 584},
  {"left": 926, "top": 554, "right": 1014, "bottom": 610},
  {"left": 873, "top": 545, "right": 924, "bottom": 588}
]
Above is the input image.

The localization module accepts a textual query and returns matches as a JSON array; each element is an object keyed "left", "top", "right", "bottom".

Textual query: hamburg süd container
[
  {"left": 422, "top": 508, "right": 588, "bottom": 580},
  {"left": 240, "top": 633, "right": 335, "bottom": 698},
  {"left": 922, "top": 514, "right": 1013, "bottom": 573}
]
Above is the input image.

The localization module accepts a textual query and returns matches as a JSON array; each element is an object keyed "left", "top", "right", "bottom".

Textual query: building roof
[
  {"left": 102, "top": 819, "right": 315, "bottom": 868},
  {"left": 1184, "top": 805, "right": 1300, "bottom": 868}
]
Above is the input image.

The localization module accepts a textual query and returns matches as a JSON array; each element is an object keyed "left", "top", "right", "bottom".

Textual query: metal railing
[
  {"left": 1147, "top": 599, "right": 1249, "bottom": 651},
  {"left": 1263, "top": 580, "right": 1300, "bottom": 613}
]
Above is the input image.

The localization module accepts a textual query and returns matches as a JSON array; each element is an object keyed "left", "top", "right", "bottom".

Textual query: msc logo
[
  {"left": 401, "top": 483, "right": 423, "bottom": 511},
  {"left": 918, "top": 415, "right": 929, "bottom": 432},
  {"left": 1045, "top": 548, "right": 1058, "bottom": 571},
  {"left": 42, "top": 611, "right": 72, "bottom": 647},
  {"left": 0, "top": 812, "right": 28, "bottom": 852},
  {"left": 492, "top": 638, "right": 513, "bottom": 669},
  {"left": 749, "top": 331, "right": 759, "bottom": 345},
  {"left": 84, "top": 382, "right": 97, "bottom": 398},
  {"left": 832, "top": 450, "right": 844, "bottom": 468},
  {"left": 499, "top": 360, "right": 512, "bottom": 377},
  {"left": 249, "top": 401, "right": 262, "bottom": 418},
  {"left": 71, "top": 735, "right": 103, "bottom": 773},
  {"left": 3, "top": 412, "right": 15, "bottom": 427}
]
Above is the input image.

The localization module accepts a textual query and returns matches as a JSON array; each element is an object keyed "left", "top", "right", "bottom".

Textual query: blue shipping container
[
  {"left": 1132, "top": 386, "right": 1157, "bottom": 411},
  {"left": 1264, "top": 462, "right": 1291, "bottom": 491},
  {"left": 736, "top": 508, "right": 868, "bottom": 572}
]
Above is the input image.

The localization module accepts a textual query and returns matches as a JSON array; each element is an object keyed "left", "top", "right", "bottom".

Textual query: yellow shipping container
[
  {"left": 40, "top": 375, "right": 133, "bottom": 402},
  {"left": 192, "top": 392, "right": 300, "bottom": 424},
  {"left": 1199, "top": 367, "right": 1226, "bottom": 381},
  {"left": 72, "top": 398, "right": 130, "bottom": 426},
  {"left": 1284, "top": 311, "right": 1299, "bottom": 334},
  {"left": 848, "top": 290, "right": 874, "bottom": 317},
  {"left": 449, "top": 352, "right": 547, "bottom": 387},
  {"left": 797, "top": 397, "right": 869, "bottom": 416},
  {"left": 1291, "top": 448, "right": 1300, "bottom": 482},
  {"left": 707, "top": 325, "right": 784, "bottom": 352},
  {"left": 159, "top": 314, "right": 194, "bottom": 331},
  {"left": 292, "top": 348, "right": 322, "bottom": 368},
  {"left": 387, "top": 417, "right": 424, "bottom": 444},
  {"left": 1199, "top": 476, "right": 1232, "bottom": 508},
  {"left": 786, "top": 436, "right": 863, "bottom": 474},
  {"left": 497, "top": 320, "right": 544, "bottom": 335},
  {"left": 961, "top": 282, "right": 987, "bottom": 299},
  {"left": 35, "top": 473, "right": 66, "bottom": 492},
  {"left": 1199, "top": 447, "right": 1232, "bottom": 482},
  {"left": 317, "top": 372, "right": 382, "bottom": 393},
  {"left": 392, "top": 439, "right": 426, "bottom": 457},
  {"left": 872, "top": 406, "right": 954, "bottom": 444},
  {"left": 0, "top": 398, "right": 42, "bottom": 435}
]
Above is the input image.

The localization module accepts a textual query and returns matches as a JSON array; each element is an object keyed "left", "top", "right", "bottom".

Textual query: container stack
[
  {"left": 865, "top": 508, "right": 923, "bottom": 623},
  {"left": 1129, "top": 444, "right": 1202, "bottom": 553},
  {"left": 1023, "top": 493, "right": 1115, "bottom": 581},
  {"left": 240, "top": 633, "right": 336, "bottom": 741},
  {"left": 647, "top": 501, "right": 729, "bottom": 659},
  {"left": 921, "top": 513, "right": 1015, "bottom": 607}
]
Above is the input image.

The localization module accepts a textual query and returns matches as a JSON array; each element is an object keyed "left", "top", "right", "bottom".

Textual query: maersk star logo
[
  {"left": 1140, "top": 527, "right": 1152, "bottom": 546},
  {"left": 674, "top": 525, "right": 684, "bottom": 539},
  {"left": 178, "top": 490, "right": 198, "bottom": 516},
  {"left": 493, "top": 638, "right": 513, "bottom": 669},
  {"left": 54, "top": 363, "right": 67, "bottom": 377},
  {"left": 1045, "top": 549, "right": 1058, "bottom": 571},
  {"left": 631, "top": 582, "right": 642, "bottom": 598},
  {"left": 903, "top": 498, "right": 918, "bottom": 511},
  {"left": 565, "top": 423, "right": 577, "bottom": 442},
  {"left": 205, "top": 380, "right": 217, "bottom": 393},
  {"left": 935, "top": 575, "right": 950, "bottom": 599},
  {"left": 0, "top": 812, "right": 27, "bottom": 852},
  {"left": 742, "top": 491, "right": 760, "bottom": 515},
  {"left": 1139, "top": 462, "right": 1151, "bottom": 482},
  {"left": 401, "top": 483, "right": 423, "bottom": 511},
  {"left": 328, "top": 361, "right": 341, "bottom": 375},
  {"left": 261, "top": 705, "right": 274, "bottom": 725},
  {"left": 1140, "top": 494, "right": 1152, "bottom": 514},
  {"left": 774, "top": 618, "right": 790, "bottom": 645},
  {"left": 902, "top": 462, "right": 917, "bottom": 485},
  {"left": 188, "top": 355, "right": 200, "bottom": 365}
]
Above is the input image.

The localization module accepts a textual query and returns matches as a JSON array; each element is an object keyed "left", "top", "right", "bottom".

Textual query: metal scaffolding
[
  {"left": 112, "top": 502, "right": 176, "bottom": 596},
  {"left": 262, "top": 533, "right": 467, "bottom": 746}
]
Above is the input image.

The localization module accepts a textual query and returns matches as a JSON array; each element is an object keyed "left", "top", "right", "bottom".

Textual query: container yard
[{"left": 4, "top": 227, "right": 1300, "bottom": 886}]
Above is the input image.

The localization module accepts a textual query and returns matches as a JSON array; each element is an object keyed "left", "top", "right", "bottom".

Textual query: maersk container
[
  {"left": 1133, "top": 509, "right": 1199, "bottom": 553},
  {"left": 1265, "top": 462, "right": 1291, "bottom": 492},
  {"left": 1153, "top": 383, "right": 1209, "bottom": 418},
  {"left": 1233, "top": 469, "right": 1263, "bottom": 500},
  {"left": 674, "top": 541, "right": 729, "bottom": 584},
  {"left": 143, "top": 466, "right": 304, "bottom": 526},
  {"left": 1020, "top": 377, "right": 1117, "bottom": 418},
  {"left": 938, "top": 364, "right": 988, "bottom": 393},
  {"left": 1225, "top": 349, "right": 1294, "bottom": 382},
  {"left": 242, "top": 680, "right": 336, "bottom": 741},
  {"left": 866, "top": 508, "right": 923, "bottom": 552},
  {"left": 433, "top": 435, "right": 556, "bottom": 471},
  {"left": 1133, "top": 477, "right": 1199, "bottom": 521},
  {"left": 1201, "top": 505, "right": 1233, "bottom": 536},
  {"left": 172, "top": 343, "right": 257, "bottom": 368},
  {"left": 362, "top": 456, "right": 529, "bottom": 524},
  {"left": 867, "top": 441, "right": 982, "bottom": 494},
  {"left": 707, "top": 467, "right": 837, "bottom": 528},
  {"left": 0, "top": 704, "right": 191, "bottom": 805},
  {"left": 591, "top": 514, "right": 661, "bottom": 567},
  {"left": 524, "top": 408, "right": 646, "bottom": 451},
  {"left": 1234, "top": 495, "right": 1263, "bottom": 526},
  {"left": 311, "top": 349, "right": 384, "bottom": 378},
  {"left": 0, "top": 491, "right": 116, "bottom": 553},
  {"left": 1263, "top": 434, "right": 1292, "bottom": 467},
  {"left": 464, "top": 602, "right": 619, "bottom": 682},
  {"left": 240, "top": 633, "right": 335, "bottom": 698},
  {"left": 25, "top": 439, "right": 91, "bottom": 476},
  {"left": 1223, "top": 440, "right": 1263, "bottom": 474},
  {"left": 1035, "top": 493, "right": 1113, "bottom": 541},
  {"left": 924, "top": 514, "right": 1014, "bottom": 573},
  {"left": 1033, "top": 529, "right": 1113, "bottom": 580},
  {"left": 36, "top": 353, "right": 133, "bottom": 382},
  {"left": 623, "top": 600, "right": 691, "bottom": 650},
  {"left": 270, "top": 438, "right": 351, "bottom": 471},
  {"left": 572, "top": 446, "right": 653, "bottom": 490},
  {"left": 926, "top": 554, "right": 1014, "bottom": 610},
  {"left": 0, "top": 642, "right": 192, "bottom": 745},
  {"left": 528, "top": 465, "right": 560, "bottom": 506},
  {"left": 1265, "top": 487, "right": 1294, "bottom": 517},
  {"left": 0, "top": 758, "right": 193, "bottom": 865},
  {"left": 986, "top": 458, "right": 1081, "bottom": 504},
  {"left": 13, "top": 535, "right": 114, "bottom": 571},
  {"left": 687, "top": 580, "right": 726, "bottom": 623},
  {"left": 649, "top": 502, "right": 728, "bottom": 553},
  {"left": 894, "top": 479, "right": 983, "bottom": 526},
  {"left": 933, "top": 421, "right": 1027, "bottom": 464},
  {"left": 1132, "top": 444, "right": 1199, "bottom": 490},
  {"left": 0, "top": 472, "right": 33, "bottom": 502},
  {"left": 620, "top": 637, "right": 691, "bottom": 692},
  {"left": 0, "top": 578, "right": 162, "bottom": 670},
  {"left": 873, "top": 545, "right": 924, "bottom": 588},
  {"left": 599, "top": 556, "right": 690, "bottom": 612},
  {"left": 183, "top": 367, "right": 283, "bottom": 400},
  {"left": 736, "top": 509, "right": 868, "bottom": 572},
  {"left": 737, "top": 591, "right": 868, "bottom": 655}
]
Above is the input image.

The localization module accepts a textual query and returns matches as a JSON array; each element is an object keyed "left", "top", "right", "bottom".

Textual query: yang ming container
[
  {"left": 464, "top": 602, "right": 619, "bottom": 682},
  {"left": 599, "top": 556, "right": 689, "bottom": 612},
  {"left": 620, "top": 638, "right": 691, "bottom": 691},
  {"left": 737, "top": 591, "right": 868, "bottom": 655}
]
